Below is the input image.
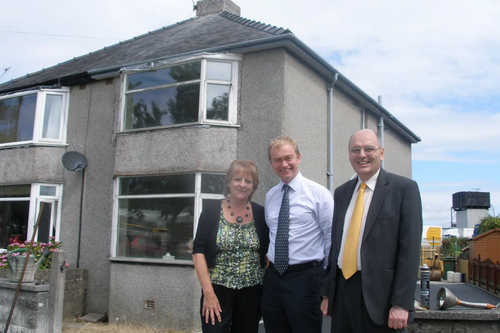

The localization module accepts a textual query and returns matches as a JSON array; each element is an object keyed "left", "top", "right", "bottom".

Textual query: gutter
[{"left": 327, "top": 73, "right": 339, "bottom": 192}]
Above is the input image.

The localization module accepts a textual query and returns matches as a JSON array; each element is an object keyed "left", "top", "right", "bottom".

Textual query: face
[
  {"left": 227, "top": 171, "right": 254, "bottom": 201},
  {"left": 349, "top": 130, "right": 384, "bottom": 182},
  {"left": 270, "top": 144, "right": 301, "bottom": 183}
]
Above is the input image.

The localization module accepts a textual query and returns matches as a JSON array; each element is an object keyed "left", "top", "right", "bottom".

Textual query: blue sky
[{"left": 1, "top": 0, "right": 499, "bottom": 228}]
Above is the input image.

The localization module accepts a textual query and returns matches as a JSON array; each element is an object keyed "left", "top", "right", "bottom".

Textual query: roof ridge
[
  {"left": 219, "top": 11, "right": 291, "bottom": 35},
  {"left": 0, "top": 17, "right": 198, "bottom": 88}
]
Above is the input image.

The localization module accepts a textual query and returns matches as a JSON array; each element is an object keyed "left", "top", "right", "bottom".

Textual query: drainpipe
[
  {"left": 377, "top": 96, "right": 385, "bottom": 169},
  {"left": 327, "top": 73, "right": 339, "bottom": 192}
]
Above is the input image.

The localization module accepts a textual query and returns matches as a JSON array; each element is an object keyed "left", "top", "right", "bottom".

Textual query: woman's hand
[{"left": 202, "top": 291, "right": 222, "bottom": 325}]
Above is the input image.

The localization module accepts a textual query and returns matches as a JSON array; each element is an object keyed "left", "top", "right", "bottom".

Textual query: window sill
[
  {"left": 0, "top": 143, "right": 68, "bottom": 150},
  {"left": 109, "top": 256, "right": 194, "bottom": 266},
  {"left": 117, "top": 123, "right": 240, "bottom": 136}
]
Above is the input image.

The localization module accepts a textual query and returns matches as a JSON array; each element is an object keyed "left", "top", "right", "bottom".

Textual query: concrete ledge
[
  {"left": 0, "top": 278, "right": 50, "bottom": 292},
  {"left": 415, "top": 308, "right": 500, "bottom": 321}
]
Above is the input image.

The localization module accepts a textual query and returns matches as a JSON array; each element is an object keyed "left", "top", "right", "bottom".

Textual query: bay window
[
  {"left": 113, "top": 173, "right": 225, "bottom": 261},
  {"left": 0, "top": 184, "right": 62, "bottom": 249},
  {"left": 0, "top": 88, "right": 69, "bottom": 147},
  {"left": 122, "top": 56, "right": 239, "bottom": 131}
]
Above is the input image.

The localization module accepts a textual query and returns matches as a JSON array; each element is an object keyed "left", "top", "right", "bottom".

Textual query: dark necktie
[{"left": 275, "top": 184, "right": 290, "bottom": 275}]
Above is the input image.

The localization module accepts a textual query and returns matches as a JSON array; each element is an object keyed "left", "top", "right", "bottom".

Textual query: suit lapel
[
  {"left": 334, "top": 179, "right": 357, "bottom": 254},
  {"left": 362, "top": 169, "right": 390, "bottom": 242}
]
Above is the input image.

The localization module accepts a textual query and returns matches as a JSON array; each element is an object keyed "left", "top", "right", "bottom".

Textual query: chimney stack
[{"left": 196, "top": 0, "right": 241, "bottom": 17}]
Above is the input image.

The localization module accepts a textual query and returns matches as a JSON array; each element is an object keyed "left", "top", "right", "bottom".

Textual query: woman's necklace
[{"left": 227, "top": 199, "right": 250, "bottom": 223}]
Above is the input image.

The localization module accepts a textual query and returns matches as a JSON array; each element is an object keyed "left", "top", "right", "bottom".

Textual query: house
[
  {"left": 469, "top": 228, "right": 500, "bottom": 264},
  {"left": 0, "top": 0, "right": 420, "bottom": 330}
]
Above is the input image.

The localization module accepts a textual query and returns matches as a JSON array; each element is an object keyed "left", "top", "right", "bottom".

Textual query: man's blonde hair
[{"left": 268, "top": 136, "right": 300, "bottom": 162}]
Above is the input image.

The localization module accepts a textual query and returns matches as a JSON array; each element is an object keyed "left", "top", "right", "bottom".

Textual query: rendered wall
[
  {"left": 62, "top": 80, "right": 119, "bottom": 314},
  {"left": 238, "top": 48, "right": 286, "bottom": 204},
  {"left": 109, "top": 263, "right": 201, "bottom": 331}
]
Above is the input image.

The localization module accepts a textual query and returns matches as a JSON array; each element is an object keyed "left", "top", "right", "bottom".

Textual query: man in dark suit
[{"left": 321, "top": 129, "right": 423, "bottom": 332}]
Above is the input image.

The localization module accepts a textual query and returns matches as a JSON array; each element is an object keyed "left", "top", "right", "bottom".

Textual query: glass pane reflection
[
  {"left": 0, "top": 201, "right": 30, "bottom": 248},
  {"left": 125, "top": 84, "right": 200, "bottom": 129},
  {"left": 201, "top": 174, "right": 225, "bottom": 194},
  {"left": 206, "top": 84, "right": 229, "bottom": 121},
  {"left": 116, "top": 197, "right": 194, "bottom": 260},
  {"left": 127, "top": 62, "right": 201, "bottom": 91},
  {"left": 0, "top": 94, "right": 36, "bottom": 144},
  {"left": 120, "top": 174, "right": 196, "bottom": 195}
]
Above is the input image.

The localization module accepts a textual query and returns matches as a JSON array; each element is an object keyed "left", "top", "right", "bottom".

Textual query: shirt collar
[
  {"left": 280, "top": 171, "right": 302, "bottom": 192},
  {"left": 356, "top": 168, "right": 380, "bottom": 192}
]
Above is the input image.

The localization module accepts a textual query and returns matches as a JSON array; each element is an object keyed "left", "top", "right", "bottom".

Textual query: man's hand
[
  {"left": 321, "top": 297, "right": 329, "bottom": 317},
  {"left": 388, "top": 305, "right": 409, "bottom": 329}
]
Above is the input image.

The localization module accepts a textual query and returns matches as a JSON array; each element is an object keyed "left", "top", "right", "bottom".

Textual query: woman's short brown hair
[{"left": 223, "top": 160, "right": 259, "bottom": 201}]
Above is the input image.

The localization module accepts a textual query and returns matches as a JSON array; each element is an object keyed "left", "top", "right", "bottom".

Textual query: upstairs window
[
  {"left": 0, "top": 88, "right": 69, "bottom": 147},
  {"left": 122, "top": 56, "right": 239, "bottom": 131}
]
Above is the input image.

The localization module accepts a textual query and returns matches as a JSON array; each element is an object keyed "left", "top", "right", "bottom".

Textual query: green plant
[
  {"left": 441, "top": 237, "right": 469, "bottom": 258},
  {"left": 478, "top": 215, "right": 500, "bottom": 234},
  {"left": 0, "top": 236, "right": 63, "bottom": 270}
]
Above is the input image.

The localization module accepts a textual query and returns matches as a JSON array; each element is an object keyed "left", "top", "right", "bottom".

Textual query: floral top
[{"left": 209, "top": 205, "right": 265, "bottom": 289}]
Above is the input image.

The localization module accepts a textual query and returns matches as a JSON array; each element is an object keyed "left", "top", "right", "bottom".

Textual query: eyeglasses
[{"left": 349, "top": 146, "right": 382, "bottom": 155}]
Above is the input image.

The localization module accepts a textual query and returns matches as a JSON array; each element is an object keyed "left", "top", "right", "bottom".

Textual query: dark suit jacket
[{"left": 322, "top": 168, "right": 423, "bottom": 325}]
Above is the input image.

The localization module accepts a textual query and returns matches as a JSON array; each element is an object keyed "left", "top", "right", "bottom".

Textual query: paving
[
  {"left": 415, "top": 281, "right": 500, "bottom": 310},
  {"left": 257, "top": 282, "right": 500, "bottom": 333}
]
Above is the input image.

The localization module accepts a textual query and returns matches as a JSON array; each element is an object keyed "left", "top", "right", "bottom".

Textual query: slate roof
[
  {"left": 0, "top": 12, "right": 291, "bottom": 93},
  {"left": 0, "top": 11, "right": 421, "bottom": 143}
]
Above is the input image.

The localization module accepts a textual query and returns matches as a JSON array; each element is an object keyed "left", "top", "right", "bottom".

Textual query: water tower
[{"left": 452, "top": 191, "right": 490, "bottom": 233}]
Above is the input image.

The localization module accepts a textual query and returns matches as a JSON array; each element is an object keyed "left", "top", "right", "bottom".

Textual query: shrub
[{"left": 0, "top": 236, "right": 63, "bottom": 270}]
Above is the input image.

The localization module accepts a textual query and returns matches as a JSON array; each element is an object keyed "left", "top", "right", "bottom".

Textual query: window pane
[
  {"left": 0, "top": 185, "right": 31, "bottom": 198},
  {"left": 0, "top": 94, "right": 36, "bottom": 144},
  {"left": 40, "top": 186, "right": 57, "bottom": 196},
  {"left": 127, "top": 62, "right": 201, "bottom": 91},
  {"left": 117, "top": 197, "right": 194, "bottom": 260},
  {"left": 202, "top": 198, "right": 221, "bottom": 209},
  {"left": 206, "top": 62, "right": 231, "bottom": 81},
  {"left": 201, "top": 174, "right": 225, "bottom": 194},
  {"left": 119, "top": 174, "right": 196, "bottom": 195},
  {"left": 0, "top": 201, "right": 30, "bottom": 248},
  {"left": 124, "top": 83, "right": 200, "bottom": 129},
  {"left": 37, "top": 202, "right": 52, "bottom": 243},
  {"left": 42, "top": 94, "right": 63, "bottom": 139},
  {"left": 206, "top": 84, "right": 229, "bottom": 121}
]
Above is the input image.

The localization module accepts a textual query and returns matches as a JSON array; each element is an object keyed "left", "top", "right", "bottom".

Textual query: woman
[{"left": 193, "top": 160, "right": 269, "bottom": 333}]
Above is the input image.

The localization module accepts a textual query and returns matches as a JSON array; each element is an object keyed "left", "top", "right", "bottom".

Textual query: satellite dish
[{"left": 61, "top": 151, "right": 87, "bottom": 172}]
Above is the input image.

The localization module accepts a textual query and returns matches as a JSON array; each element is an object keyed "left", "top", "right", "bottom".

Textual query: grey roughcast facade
[{"left": 0, "top": 0, "right": 420, "bottom": 331}]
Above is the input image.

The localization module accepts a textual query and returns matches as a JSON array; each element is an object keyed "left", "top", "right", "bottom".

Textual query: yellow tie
[{"left": 342, "top": 182, "right": 367, "bottom": 279}]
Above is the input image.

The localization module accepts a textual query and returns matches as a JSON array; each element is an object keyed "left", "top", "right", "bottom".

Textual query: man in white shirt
[{"left": 262, "top": 136, "right": 333, "bottom": 333}]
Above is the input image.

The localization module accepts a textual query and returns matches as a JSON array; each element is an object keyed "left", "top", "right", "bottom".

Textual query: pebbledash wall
[
  {"left": 0, "top": 46, "right": 415, "bottom": 333},
  {"left": 106, "top": 48, "right": 413, "bottom": 331}
]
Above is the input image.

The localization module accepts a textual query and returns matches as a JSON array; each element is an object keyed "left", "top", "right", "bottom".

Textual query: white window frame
[
  {"left": 110, "top": 172, "right": 224, "bottom": 260},
  {"left": 0, "top": 88, "right": 70, "bottom": 148},
  {"left": 0, "top": 183, "right": 63, "bottom": 251},
  {"left": 120, "top": 54, "right": 240, "bottom": 132}
]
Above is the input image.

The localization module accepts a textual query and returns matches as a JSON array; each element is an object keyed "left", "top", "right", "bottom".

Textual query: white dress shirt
[
  {"left": 265, "top": 172, "right": 333, "bottom": 267},
  {"left": 338, "top": 169, "right": 380, "bottom": 271}
]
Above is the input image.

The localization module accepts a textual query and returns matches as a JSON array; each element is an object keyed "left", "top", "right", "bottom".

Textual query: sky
[{"left": 1, "top": 0, "right": 499, "bottom": 228}]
